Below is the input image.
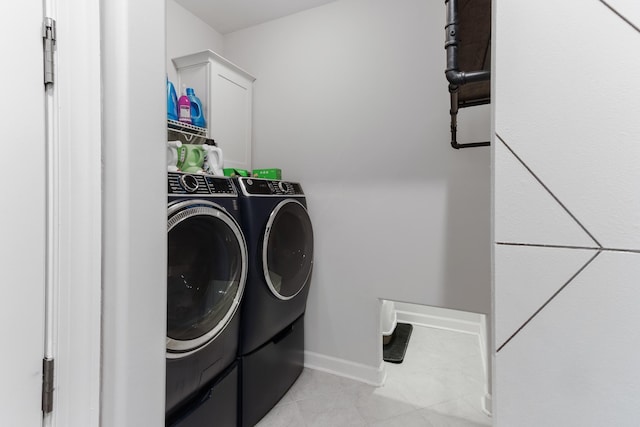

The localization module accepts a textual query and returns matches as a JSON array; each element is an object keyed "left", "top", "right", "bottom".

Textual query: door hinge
[
  {"left": 42, "top": 358, "right": 54, "bottom": 413},
  {"left": 42, "top": 17, "right": 56, "bottom": 85}
]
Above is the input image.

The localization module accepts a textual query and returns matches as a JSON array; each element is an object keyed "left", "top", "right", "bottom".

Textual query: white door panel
[{"left": 0, "top": 1, "right": 47, "bottom": 425}]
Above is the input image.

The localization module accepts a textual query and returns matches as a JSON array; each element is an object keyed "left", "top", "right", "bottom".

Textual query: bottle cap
[{"left": 186, "top": 87, "right": 195, "bottom": 95}]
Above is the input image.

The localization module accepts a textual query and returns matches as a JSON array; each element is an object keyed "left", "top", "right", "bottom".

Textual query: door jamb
[{"left": 45, "top": 0, "right": 102, "bottom": 425}]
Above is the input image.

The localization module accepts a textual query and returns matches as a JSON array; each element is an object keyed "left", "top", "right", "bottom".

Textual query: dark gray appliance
[
  {"left": 166, "top": 362, "right": 238, "bottom": 427},
  {"left": 166, "top": 172, "right": 247, "bottom": 424},
  {"left": 234, "top": 177, "right": 314, "bottom": 427}
]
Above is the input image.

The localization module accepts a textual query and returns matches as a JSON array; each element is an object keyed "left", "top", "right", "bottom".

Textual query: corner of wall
[{"left": 304, "top": 351, "right": 386, "bottom": 387}]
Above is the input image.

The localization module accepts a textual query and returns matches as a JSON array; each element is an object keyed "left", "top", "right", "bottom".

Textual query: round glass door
[
  {"left": 166, "top": 201, "right": 247, "bottom": 358},
  {"left": 263, "top": 200, "right": 314, "bottom": 300}
]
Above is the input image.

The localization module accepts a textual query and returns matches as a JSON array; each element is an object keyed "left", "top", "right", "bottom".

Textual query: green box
[
  {"left": 252, "top": 168, "right": 282, "bottom": 179},
  {"left": 223, "top": 168, "right": 250, "bottom": 177}
]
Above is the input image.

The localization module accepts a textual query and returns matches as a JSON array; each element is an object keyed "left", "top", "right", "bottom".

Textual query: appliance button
[
  {"left": 278, "top": 182, "right": 290, "bottom": 193},
  {"left": 179, "top": 174, "right": 199, "bottom": 193}
]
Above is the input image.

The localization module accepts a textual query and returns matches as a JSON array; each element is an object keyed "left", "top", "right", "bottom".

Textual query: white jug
[
  {"left": 167, "top": 140, "right": 182, "bottom": 172},
  {"left": 202, "top": 145, "right": 224, "bottom": 176}
]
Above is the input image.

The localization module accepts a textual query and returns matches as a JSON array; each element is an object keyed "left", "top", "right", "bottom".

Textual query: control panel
[
  {"left": 238, "top": 177, "right": 304, "bottom": 197},
  {"left": 168, "top": 172, "right": 237, "bottom": 196}
]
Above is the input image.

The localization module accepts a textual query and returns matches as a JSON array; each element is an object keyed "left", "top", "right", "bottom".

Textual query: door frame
[
  {"left": 51, "top": 0, "right": 168, "bottom": 425},
  {"left": 46, "top": 0, "right": 102, "bottom": 425}
]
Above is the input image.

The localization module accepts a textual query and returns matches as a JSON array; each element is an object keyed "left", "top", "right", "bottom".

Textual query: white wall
[
  {"left": 223, "top": 0, "right": 491, "bottom": 374},
  {"left": 166, "top": 0, "right": 224, "bottom": 86},
  {"left": 494, "top": 0, "right": 640, "bottom": 424},
  {"left": 101, "top": 1, "right": 167, "bottom": 425}
]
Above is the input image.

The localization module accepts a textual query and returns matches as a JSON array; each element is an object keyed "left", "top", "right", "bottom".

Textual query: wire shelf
[{"left": 167, "top": 119, "right": 208, "bottom": 142}]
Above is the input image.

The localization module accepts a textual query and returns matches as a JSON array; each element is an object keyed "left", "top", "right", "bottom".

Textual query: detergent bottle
[
  {"left": 186, "top": 88, "right": 206, "bottom": 129},
  {"left": 178, "top": 86, "right": 192, "bottom": 124},
  {"left": 166, "top": 76, "right": 178, "bottom": 121}
]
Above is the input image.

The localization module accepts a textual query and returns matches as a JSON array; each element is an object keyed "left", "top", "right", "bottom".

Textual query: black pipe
[
  {"left": 445, "top": 0, "right": 490, "bottom": 86},
  {"left": 444, "top": 0, "right": 491, "bottom": 149},
  {"left": 446, "top": 69, "right": 491, "bottom": 86},
  {"left": 449, "top": 84, "right": 490, "bottom": 149}
]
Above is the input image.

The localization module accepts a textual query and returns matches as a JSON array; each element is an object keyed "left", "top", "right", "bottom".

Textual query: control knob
[
  {"left": 277, "top": 181, "right": 291, "bottom": 194},
  {"left": 179, "top": 174, "right": 199, "bottom": 193}
]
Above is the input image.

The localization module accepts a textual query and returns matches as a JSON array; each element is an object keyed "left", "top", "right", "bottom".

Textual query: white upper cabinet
[{"left": 173, "top": 50, "right": 256, "bottom": 171}]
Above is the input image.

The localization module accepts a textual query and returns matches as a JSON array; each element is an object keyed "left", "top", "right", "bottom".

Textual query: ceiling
[{"left": 174, "top": 0, "right": 339, "bottom": 34}]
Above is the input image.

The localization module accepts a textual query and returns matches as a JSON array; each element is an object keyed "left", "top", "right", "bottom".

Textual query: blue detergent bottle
[
  {"left": 186, "top": 87, "right": 206, "bottom": 128},
  {"left": 167, "top": 76, "right": 179, "bottom": 121}
]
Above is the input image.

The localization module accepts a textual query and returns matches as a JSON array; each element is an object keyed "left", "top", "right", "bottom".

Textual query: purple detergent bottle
[{"left": 178, "top": 86, "right": 192, "bottom": 124}]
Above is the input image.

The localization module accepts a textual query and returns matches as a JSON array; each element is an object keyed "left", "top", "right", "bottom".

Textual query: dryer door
[
  {"left": 262, "top": 199, "right": 314, "bottom": 300},
  {"left": 167, "top": 200, "right": 247, "bottom": 358}
]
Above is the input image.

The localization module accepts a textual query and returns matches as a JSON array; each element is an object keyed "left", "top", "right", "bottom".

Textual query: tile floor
[{"left": 256, "top": 325, "right": 492, "bottom": 426}]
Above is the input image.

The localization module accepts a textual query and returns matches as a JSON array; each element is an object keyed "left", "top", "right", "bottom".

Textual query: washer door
[
  {"left": 167, "top": 200, "right": 247, "bottom": 358},
  {"left": 263, "top": 199, "right": 314, "bottom": 300}
]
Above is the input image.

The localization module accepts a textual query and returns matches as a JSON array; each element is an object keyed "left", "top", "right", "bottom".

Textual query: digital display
[
  {"left": 205, "top": 177, "right": 234, "bottom": 194},
  {"left": 243, "top": 179, "right": 274, "bottom": 195}
]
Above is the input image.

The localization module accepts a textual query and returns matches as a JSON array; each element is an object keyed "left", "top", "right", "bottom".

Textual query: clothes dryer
[
  {"left": 234, "top": 177, "right": 314, "bottom": 427},
  {"left": 166, "top": 172, "right": 247, "bottom": 419},
  {"left": 166, "top": 362, "right": 238, "bottom": 427}
]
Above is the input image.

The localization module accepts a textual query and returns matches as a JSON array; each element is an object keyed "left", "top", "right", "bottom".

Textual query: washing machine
[
  {"left": 166, "top": 172, "right": 247, "bottom": 423},
  {"left": 234, "top": 177, "right": 314, "bottom": 427}
]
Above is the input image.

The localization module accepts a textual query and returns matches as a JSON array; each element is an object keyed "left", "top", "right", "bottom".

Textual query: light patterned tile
[
  {"left": 295, "top": 388, "right": 356, "bottom": 413},
  {"left": 389, "top": 369, "right": 465, "bottom": 409},
  {"left": 287, "top": 368, "right": 349, "bottom": 402},
  {"left": 353, "top": 382, "right": 418, "bottom": 423},
  {"left": 296, "top": 394, "right": 366, "bottom": 427},
  {"left": 261, "top": 324, "right": 491, "bottom": 426},
  {"left": 460, "top": 393, "right": 490, "bottom": 420},
  {"left": 368, "top": 409, "right": 436, "bottom": 427},
  {"left": 389, "top": 327, "right": 478, "bottom": 377},
  {"left": 435, "top": 331, "right": 481, "bottom": 361},
  {"left": 421, "top": 398, "right": 491, "bottom": 426},
  {"left": 457, "top": 354, "right": 485, "bottom": 383},
  {"left": 430, "top": 367, "right": 485, "bottom": 397}
]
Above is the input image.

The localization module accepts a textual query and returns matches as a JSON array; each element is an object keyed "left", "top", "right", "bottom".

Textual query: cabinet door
[
  {"left": 175, "top": 51, "right": 255, "bottom": 172},
  {"left": 208, "top": 61, "right": 253, "bottom": 171}
]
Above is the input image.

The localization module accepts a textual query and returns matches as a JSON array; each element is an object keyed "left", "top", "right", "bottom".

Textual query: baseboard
[
  {"left": 304, "top": 351, "right": 386, "bottom": 386},
  {"left": 395, "top": 308, "right": 482, "bottom": 336},
  {"left": 482, "top": 392, "right": 492, "bottom": 416},
  {"left": 478, "top": 313, "right": 489, "bottom": 387}
]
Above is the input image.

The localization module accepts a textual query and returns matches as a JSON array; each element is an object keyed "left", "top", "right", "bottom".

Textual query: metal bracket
[
  {"left": 449, "top": 84, "right": 490, "bottom": 149},
  {"left": 43, "top": 17, "right": 56, "bottom": 85},
  {"left": 444, "top": 0, "right": 491, "bottom": 149},
  {"left": 42, "top": 358, "right": 54, "bottom": 413}
]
